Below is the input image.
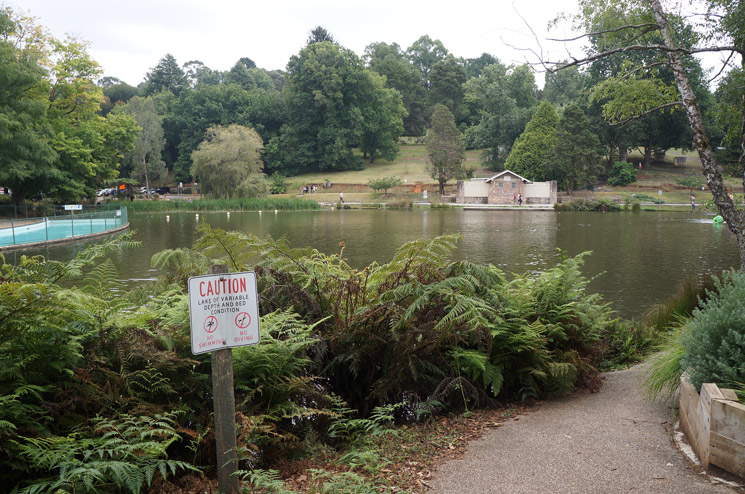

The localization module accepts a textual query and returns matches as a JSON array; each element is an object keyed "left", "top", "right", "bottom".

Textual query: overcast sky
[{"left": 13, "top": 0, "right": 586, "bottom": 87}]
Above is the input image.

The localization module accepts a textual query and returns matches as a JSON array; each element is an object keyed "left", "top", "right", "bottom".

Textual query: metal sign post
[{"left": 188, "top": 265, "right": 261, "bottom": 494}]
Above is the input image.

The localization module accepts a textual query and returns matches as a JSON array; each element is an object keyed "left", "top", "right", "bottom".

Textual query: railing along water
[{"left": 0, "top": 206, "right": 128, "bottom": 248}]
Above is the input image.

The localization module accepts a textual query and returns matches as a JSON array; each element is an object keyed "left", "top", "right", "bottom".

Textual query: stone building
[{"left": 456, "top": 171, "right": 558, "bottom": 205}]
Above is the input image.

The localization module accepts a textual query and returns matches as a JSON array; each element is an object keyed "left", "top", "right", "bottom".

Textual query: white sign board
[
  {"left": 188, "top": 271, "right": 261, "bottom": 355},
  {"left": 64, "top": 204, "right": 82, "bottom": 211}
]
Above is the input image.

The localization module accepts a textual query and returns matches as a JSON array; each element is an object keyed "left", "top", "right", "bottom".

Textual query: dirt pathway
[{"left": 429, "top": 365, "right": 742, "bottom": 494}]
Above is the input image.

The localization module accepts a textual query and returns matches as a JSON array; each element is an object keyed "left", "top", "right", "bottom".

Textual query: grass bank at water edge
[{"left": 124, "top": 197, "right": 322, "bottom": 213}]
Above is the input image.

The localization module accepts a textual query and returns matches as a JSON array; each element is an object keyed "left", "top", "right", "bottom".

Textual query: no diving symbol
[
  {"left": 204, "top": 315, "right": 218, "bottom": 333},
  {"left": 235, "top": 312, "right": 251, "bottom": 329}
]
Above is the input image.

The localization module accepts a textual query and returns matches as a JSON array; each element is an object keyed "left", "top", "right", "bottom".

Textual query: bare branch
[
  {"left": 548, "top": 23, "right": 659, "bottom": 43},
  {"left": 707, "top": 51, "right": 735, "bottom": 84},
  {"left": 507, "top": 4, "right": 550, "bottom": 72},
  {"left": 547, "top": 44, "right": 742, "bottom": 72}
]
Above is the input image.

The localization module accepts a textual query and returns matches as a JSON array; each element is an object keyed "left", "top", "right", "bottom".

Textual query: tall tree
[
  {"left": 191, "top": 124, "right": 265, "bottom": 198},
  {"left": 225, "top": 62, "right": 275, "bottom": 91},
  {"left": 464, "top": 63, "right": 538, "bottom": 170},
  {"left": 307, "top": 26, "right": 335, "bottom": 45},
  {"left": 543, "top": 64, "right": 589, "bottom": 108},
  {"left": 45, "top": 36, "right": 137, "bottom": 201},
  {"left": 364, "top": 42, "right": 427, "bottom": 135},
  {"left": 425, "top": 104, "right": 465, "bottom": 194},
  {"left": 278, "top": 41, "right": 403, "bottom": 174},
  {"left": 182, "top": 60, "right": 221, "bottom": 87},
  {"left": 555, "top": 0, "right": 745, "bottom": 268},
  {"left": 359, "top": 72, "right": 407, "bottom": 162},
  {"left": 552, "top": 104, "right": 603, "bottom": 194},
  {"left": 406, "top": 35, "right": 448, "bottom": 90},
  {"left": 142, "top": 54, "right": 186, "bottom": 96},
  {"left": 115, "top": 96, "right": 166, "bottom": 197},
  {"left": 0, "top": 10, "right": 57, "bottom": 205},
  {"left": 464, "top": 53, "right": 498, "bottom": 79},
  {"left": 504, "top": 101, "right": 559, "bottom": 181},
  {"left": 428, "top": 56, "right": 468, "bottom": 123}
]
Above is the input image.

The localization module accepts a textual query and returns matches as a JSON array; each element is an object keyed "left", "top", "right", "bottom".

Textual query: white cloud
[{"left": 13, "top": 0, "right": 584, "bottom": 86}]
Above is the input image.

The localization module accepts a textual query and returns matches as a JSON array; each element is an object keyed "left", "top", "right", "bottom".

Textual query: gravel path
[{"left": 429, "top": 365, "right": 741, "bottom": 494}]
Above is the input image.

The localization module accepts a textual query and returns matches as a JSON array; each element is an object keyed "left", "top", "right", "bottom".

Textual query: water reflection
[{"left": 6, "top": 209, "right": 739, "bottom": 320}]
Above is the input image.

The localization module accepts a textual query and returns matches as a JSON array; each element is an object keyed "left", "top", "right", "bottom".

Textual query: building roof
[{"left": 483, "top": 170, "right": 533, "bottom": 184}]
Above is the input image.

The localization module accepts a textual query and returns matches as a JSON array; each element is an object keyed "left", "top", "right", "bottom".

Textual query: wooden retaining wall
[{"left": 679, "top": 377, "right": 745, "bottom": 478}]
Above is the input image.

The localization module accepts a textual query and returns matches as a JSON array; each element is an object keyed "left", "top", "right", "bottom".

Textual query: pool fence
[{"left": 0, "top": 205, "right": 129, "bottom": 249}]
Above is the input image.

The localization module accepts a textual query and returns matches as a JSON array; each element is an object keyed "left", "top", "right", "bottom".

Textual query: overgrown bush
[
  {"left": 0, "top": 227, "right": 624, "bottom": 490},
  {"left": 236, "top": 174, "right": 270, "bottom": 198},
  {"left": 680, "top": 269, "right": 745, "bottom": 390},
  {"left": 608, "top": 161, "right": 637, "bottom": 186},
  {"left": 554, "top": 199, "right": 621, "bottom": 211},
  {"left": 125, "top": 197, "right": 321, "bottom": 213},
  {"left": 194, "top": 228, "right": 615, "bottom": 410},
  {"left": 269, "top": 172, "right": 287, "bottom": 194}
]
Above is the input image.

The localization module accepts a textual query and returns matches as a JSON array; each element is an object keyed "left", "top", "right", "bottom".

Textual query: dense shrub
[
  {"left": 1, "top": 228, "right": 622, "bottom": 489},
  {"left": 681, "top": 269, "right": 745, "bottom": 390},
  {"left": 125, "top": 197, "right": 321, "bottom": 213},
  {"left": 269, "top": 172, "right": 287, "bottom": 194},
  {"left": 554, "top": 199, "right": 621, "bottom": 211},
  {"left": 607, "top": 161, "right": 637, "bottom": 186},
  {"left": 236, "top": 174, "right": 270, "bottom": 198}
]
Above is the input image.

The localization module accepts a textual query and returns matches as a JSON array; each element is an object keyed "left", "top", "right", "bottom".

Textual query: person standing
[
  {"left": 691, "top": 194, "right": 696, "bottom": 211},
  {"left": 518, "top": 194, "right": 523, "bottom": 206},
  {"left": 340, "top": 191, "right": 344, "bottom": 204}
]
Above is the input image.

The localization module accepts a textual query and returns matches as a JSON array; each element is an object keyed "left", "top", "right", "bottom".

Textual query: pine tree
[
  {"left": 505, "top": 101, "right": 559, "bottom": 181},
  {"left": 553, "top": 104, "right": 603, "bottom": 194}
]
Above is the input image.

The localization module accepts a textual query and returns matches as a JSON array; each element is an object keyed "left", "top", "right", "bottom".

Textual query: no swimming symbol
[{"left": 204, "top": 315, "right": 218, "bottom": 333}]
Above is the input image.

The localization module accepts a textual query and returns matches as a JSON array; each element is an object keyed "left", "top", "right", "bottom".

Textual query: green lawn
[{"left": 285, "top": 145, "right": 484, "bottom": 187}]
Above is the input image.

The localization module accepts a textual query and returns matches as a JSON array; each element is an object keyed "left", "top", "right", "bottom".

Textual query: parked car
[
  {"left": 97, "top": 188, "right": 115, "bottom": 197},
  {"left": 152, "top": 186, "right": 171, "bottom": 194}
]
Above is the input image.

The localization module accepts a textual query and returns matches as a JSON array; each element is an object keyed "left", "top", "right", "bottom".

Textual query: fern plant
[{"left": 15, "top": 413, "right": 199, "bottom": 494}]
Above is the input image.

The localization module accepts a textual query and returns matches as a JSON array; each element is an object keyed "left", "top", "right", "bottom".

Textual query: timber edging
[{"left": 679, "top": 376, "right": 745, "bottom": 478}]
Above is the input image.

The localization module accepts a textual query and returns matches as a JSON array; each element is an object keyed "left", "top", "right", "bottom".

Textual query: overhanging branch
[
  {"left": 547, "top": 44, "right": 742, "bottom": 71},
  {"left": 612, "top": 101, "right": 683, "bottom": 127},
  {"left": 548, "top": 23, "right": 659, "bottom": 43}
]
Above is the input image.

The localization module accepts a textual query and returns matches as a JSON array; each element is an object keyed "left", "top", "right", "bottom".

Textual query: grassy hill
[{"left": 277, "top": 144, "right": 743, "bottom": 207}]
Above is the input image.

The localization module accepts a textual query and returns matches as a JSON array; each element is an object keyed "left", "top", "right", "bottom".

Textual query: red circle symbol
[
  {"left": 204, "top": 315, "right": 218, "bottom": 333},
  {"left": 235, "top": 312, "right": 251, "bottom": 329}
]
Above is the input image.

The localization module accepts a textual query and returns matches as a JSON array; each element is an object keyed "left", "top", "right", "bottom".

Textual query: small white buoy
[
  {"left": 166, "top": 215, "right": 170, "bottom": 222},
  {"left": 226, "top": 212, "right": 230, "bottom": 216},
  {"left": 274, "top": 209, "right": 278, "bottom": 214},
  {"left": 195, "top": 213, "right": 199, "bottom": 219},
  {"left": 258, "top": 210, "right": 262, "bottom": 214}
]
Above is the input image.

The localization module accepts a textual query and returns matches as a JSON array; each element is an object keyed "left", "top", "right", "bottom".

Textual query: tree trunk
[
  {"left": 143, "top": 157, "right": 151, "bottom": 200},
  {"left": 648, "top": 0, "right": 745, "bottom": 269},
  {"left": 643, "top": 138, "right": 652, "bottom": 167}
]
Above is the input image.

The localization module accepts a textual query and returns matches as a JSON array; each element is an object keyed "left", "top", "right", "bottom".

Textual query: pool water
[{"left": 0, "top": 209, "right": 127, "bottom": 247}]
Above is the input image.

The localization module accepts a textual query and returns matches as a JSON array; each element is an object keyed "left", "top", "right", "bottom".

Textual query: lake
[{"left": 7, "top": 209, "right": 739, "bottom": 319}]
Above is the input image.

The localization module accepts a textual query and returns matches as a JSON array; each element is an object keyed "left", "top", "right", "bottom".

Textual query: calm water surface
[{"left": 9, "top": 209, "right": 739, "bottom": 319}]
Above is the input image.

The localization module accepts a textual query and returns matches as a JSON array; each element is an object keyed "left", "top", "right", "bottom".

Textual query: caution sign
[{"left": 188, "top": 271, "right": 261, "bottom": 355}]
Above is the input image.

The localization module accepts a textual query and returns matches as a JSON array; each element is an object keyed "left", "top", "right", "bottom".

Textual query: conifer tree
[{"left": 504, "top": 101, "right": 558, "bottom": 181}]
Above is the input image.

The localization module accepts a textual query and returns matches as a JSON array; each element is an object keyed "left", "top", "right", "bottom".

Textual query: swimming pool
[{"left": 0, "top": 207, "right": 128, "bottom": 248}]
